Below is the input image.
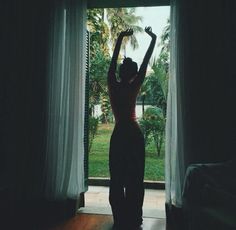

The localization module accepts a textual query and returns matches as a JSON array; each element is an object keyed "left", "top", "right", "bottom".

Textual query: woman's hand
[
  {"left": 145, "top": 26, "right": 156, "bottom": 38},
  {"left": 120, "top": 28, "right": 133, "bottom": 37}
]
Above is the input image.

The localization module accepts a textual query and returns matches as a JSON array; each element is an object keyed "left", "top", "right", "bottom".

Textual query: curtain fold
[
  {"left": 44, "top": 0, "right": 87, "bottom": 200},
  {"left": 165, "top": 0, "right": 236, "bottom": 208},
  {"left": 165, "top": 0, "right": 186, "bottom": 207}
]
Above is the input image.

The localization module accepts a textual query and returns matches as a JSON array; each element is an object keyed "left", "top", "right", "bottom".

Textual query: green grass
[{"left": 89, "top": 123, "right": 165, "bottom": 181}]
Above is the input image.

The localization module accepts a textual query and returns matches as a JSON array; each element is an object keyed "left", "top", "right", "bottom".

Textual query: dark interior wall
[
  {"left": 181, "top": 0, "right": 236, "bottom": 164},
  {"left": 0, "top": 0, "right": 52, "bottom": 199}
]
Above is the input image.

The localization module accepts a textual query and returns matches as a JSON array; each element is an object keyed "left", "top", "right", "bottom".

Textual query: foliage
[
  {"left": 140, "top": 18, "right": 170, "bottom": 116},
  {"left": 159, "top": 18, "right": 170, "bottom": 54},
  {"left": 106, "top": 8, "right": 143, "bottom": 51},
  {"left": 156, "top": 17, "right": 170, "bottom": 103},
  {"left": 87, "top": 9, "right": 110, "bottom": 56},
  {"left": 141, "top": 67, "right": 166, "bottom": 114},
  {"left": 89, "top": 46, "right": 110, "bottom": 116},
  {"left": 139, "top": 107, "right": 165, "bottom": 157},
  {"left": 143, "top": 53, "right": 168, "bottom": 115},
  {"left": 152, "top": 53, "right": 169, "bottom": 98},
  {"left": 88, "top": 116, "right": 99, "bottom": 153},
  {"left": 87, "top": 9, "right": 111, "bottom": 117}
]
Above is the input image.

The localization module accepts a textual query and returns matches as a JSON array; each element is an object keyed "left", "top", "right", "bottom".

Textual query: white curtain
[
  {"left": 165, "top": 0, "right": 186, "bottom": 207},
  {"left": 44, "top": 0, "right": 87, "bottom": 200}
]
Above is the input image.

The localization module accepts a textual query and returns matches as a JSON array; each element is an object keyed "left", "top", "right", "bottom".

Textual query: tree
[
  {"left": 100, "top": 91, "right": 112, "bottom": 123},
  {"left": 88, "top": 116, "right": 99, "bottom": 153},
  {"left": 140, "top": 18, "right": 170, "bottom": 116},
  {"left": 159, "top": 18, "right": 170, "bottom": 55},
  {"left": 141, "top": 71, "right": 166, "bottom": 113},
  {"left": 139, "top": 18, "right": 170, "bottom": 157},
  {"left": 106, "top": 8, "right": 143, "bottom": 52},
  {"left": 156, "top": 17, "right": 170, "bottom": 104},
  {"left": 87, "top": 9, "right": 110, "bottom": 56},
  {"left": 87, "top": 9, "right": 111, "bottom": 117},
  {"left": 89, "top": 46, "right": 110, "bottom": 116}
]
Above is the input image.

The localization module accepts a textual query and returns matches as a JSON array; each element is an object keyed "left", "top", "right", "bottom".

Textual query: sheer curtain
[
  {"left": 165, "top": 0, "right": 186, "bottom": 208},
  {"left": 44, "top": 0, "right": 87, "bottom": 200}
]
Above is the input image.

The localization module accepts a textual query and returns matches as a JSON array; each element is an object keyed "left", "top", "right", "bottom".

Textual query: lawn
[{"left": 89, "top": 123, "right": 165, "bottom": 181}]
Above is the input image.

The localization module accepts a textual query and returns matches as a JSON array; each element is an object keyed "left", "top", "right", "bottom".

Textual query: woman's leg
[
  {"left": 109, "top": 128, "right": 126, "bottom": 227},
  {"left": 125, "top": 127, "right": 145, "bottom": 227}
]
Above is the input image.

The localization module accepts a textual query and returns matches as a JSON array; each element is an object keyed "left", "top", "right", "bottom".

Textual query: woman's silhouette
[{"left": 108, "top": 27, "right": 156, "bottom": 229}]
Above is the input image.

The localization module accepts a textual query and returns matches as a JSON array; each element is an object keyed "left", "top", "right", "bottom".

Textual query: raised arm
[
  {"left": 135, "top": 27, "right": 156, "bottom": 85},
  {"left": 108, "top": 29, "right": 133, "bottom": 85}
]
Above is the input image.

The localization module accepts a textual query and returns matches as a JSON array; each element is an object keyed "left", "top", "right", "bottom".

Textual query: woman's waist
[
  {"left": 114, "top": 119, "right": 141, "bottom": 129},
  {"left": 113, "top": 111, "right": 136, "bottom": 122},
  {"left": 112, "top": 121, "right": 143, "bottom": 140}
]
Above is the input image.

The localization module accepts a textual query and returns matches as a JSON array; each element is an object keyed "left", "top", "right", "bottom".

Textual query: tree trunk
[
  {"left": 142, "top": 95, "right": 145, "bottom": 117},
  {"left": 158, "top": 134, "right": 164, "bottom": 157}
]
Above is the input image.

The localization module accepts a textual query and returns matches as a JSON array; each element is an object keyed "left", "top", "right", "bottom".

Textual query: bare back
[{"left": 108, "top": 73, "right": 141, "bottom": 123}]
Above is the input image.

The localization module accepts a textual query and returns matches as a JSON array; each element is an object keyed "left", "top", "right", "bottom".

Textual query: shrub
[{"left": 139, "top": 106, "right": 165, "bottom": 157}]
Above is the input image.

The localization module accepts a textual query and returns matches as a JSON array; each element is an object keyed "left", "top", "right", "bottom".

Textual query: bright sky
[{"left": 125, "top": 6, "right": 170, "bottom": 67}]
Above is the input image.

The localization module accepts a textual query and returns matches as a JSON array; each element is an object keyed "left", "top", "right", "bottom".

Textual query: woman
[{"left": 108, "top": 27, "right": 156, "bottom": 229}]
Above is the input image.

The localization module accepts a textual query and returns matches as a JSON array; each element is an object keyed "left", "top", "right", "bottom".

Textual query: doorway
[{"left": 82, "top": 5, "right": 170, "bottom": 218}]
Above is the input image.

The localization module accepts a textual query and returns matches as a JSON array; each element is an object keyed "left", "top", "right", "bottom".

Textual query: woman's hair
[{"left": 119, "top": 57, "right": 138, "bottom": 82}]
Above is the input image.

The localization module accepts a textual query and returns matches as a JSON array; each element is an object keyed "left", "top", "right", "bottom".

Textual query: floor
[
  {"left": 51, "top": 186, "right": 166, "bottom": 230},
  {"left": 80, "top": 186, "right": 166, "bottom": 219},
  {"left": 52, "top": 213, "right": 166, "bottom": 230}
]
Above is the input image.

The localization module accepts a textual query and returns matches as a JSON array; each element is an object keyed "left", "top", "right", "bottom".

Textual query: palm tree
[
  {"left": 140, "top": 18, "right": 170, "bottom": 116},
  {"left": 87, "top": 9, "right": 110, "bottom": 57},
  {"left": 106, "top": 8, "right": 143, "bottom": 52},
  {"left": 159, "top": 18, "right": 170, "bottom": 54}
]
